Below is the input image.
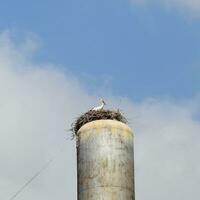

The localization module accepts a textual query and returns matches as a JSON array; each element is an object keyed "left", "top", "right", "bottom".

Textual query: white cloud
[
  {"left": 0, "top": 31, "right": 200, "bottom": 200},
  {"left": 132, "top": 0, "right": 200, "bottom": 15},
  {"left": 132, "top": 99, "right": 200, "bottom": 200}
]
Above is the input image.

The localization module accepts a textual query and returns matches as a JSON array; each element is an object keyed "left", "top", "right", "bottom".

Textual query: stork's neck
[{"left": 101, "top": 101, "right": 105, "bottom": 106}]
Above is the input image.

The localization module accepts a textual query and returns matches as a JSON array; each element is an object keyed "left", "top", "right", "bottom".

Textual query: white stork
[{"left": 92, "top": 99, "right": 106, "bottom": 111}]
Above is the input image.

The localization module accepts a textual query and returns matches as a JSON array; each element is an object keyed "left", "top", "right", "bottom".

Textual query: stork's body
[{"left": 92, "top": 99, "right": 106, "bottom": 111}]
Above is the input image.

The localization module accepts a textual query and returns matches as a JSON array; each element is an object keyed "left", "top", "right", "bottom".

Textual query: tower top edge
[{"left": 77, "top": 119, "right": 133, "bottom": 135}]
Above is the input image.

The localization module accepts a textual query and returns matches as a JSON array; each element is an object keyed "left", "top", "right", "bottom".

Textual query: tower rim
[{"left": 77, "top": 119, "right": 133, "bottom": 136}]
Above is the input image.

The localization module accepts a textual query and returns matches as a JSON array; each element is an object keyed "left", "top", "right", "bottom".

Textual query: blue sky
[
  {"left": 1, "top": 0, "right": 200, "bottom": 100},
  {"left": 1, "top": 1, "right": 200, "bottom": 200}
]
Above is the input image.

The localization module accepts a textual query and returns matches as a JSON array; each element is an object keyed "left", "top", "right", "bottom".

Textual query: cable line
[
  {"left": 7, "top": 141, "right": 66, "bottom": 200},
  {"left": 8, "top": 158, "right": 53, "bottom": 200}
]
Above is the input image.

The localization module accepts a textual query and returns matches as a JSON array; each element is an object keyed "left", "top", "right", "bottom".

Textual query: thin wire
[
  {"left": 7, "top": 141, "right": 67, "bottom": 200},
  {"left": 8, "top": 159, "right": 53, "bottom": 200}
]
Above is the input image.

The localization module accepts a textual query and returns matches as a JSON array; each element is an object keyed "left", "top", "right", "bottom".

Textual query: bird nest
[{"left": 71, "top": 109, "right": 127, "bottom": 138}]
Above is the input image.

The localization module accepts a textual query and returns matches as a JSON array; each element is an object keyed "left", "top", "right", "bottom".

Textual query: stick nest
[{"left": 71, "top": 109, "right": 127, "bottom": 137}]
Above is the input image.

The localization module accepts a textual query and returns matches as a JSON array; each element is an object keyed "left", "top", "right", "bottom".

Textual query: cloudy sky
[{"left": 0, "top": 1, "right": 200, "bottom": 200}]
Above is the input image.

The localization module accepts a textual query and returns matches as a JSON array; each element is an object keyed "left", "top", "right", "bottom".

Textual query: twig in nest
[{"left": 71, "top": 109, "right": 127, "bottom": 138}]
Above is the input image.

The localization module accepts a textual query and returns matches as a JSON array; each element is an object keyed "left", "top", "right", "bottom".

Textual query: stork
[{"left": 92, "top": 99, "right": 106, "bottom": 111}]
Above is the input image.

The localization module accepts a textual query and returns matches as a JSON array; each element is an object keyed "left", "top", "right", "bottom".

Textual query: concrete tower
[{"left": 76, "top": 119, "right": 135, "bottom": 200}]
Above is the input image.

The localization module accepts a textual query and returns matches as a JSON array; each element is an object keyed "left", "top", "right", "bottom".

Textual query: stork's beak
[{"left": 103, "top": 101, "right": 106, "bottom": 105}]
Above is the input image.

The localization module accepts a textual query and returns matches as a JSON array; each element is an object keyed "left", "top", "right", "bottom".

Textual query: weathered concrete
[{"left": 77, "top": 120, "right": 135, "bottom": 200}]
